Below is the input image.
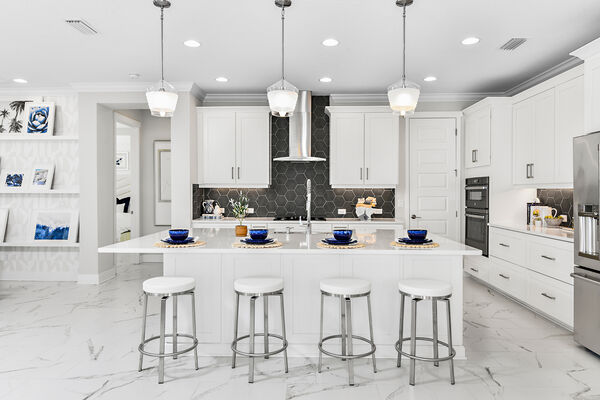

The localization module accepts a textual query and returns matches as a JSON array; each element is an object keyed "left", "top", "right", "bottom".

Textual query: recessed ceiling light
[
  {"left": 12, "top": 78, "right": 27, "bottom": 84},
  {"left": 215, "top": 77, "right": 228, "bottom": 82},
  {"left": 319, "top": 77, "right": 332, "bottom": 83},
  {"left": 462, "top": 37, "right": 480, "bottom": 45},
  {"left": 322, "top": 38, "right": 339, "bottom": 47},
  {"left": 183, "top": 39, "right": 201, "bottom": 48},
  {"left": 128, "top": 73, "right": 140, "bottom": 80},
  {"left": 423, "top": 76, "right": 437, "bottom": 82}
]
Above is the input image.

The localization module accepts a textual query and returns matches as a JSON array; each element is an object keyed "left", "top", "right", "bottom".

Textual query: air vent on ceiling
[
  {"left": 500, "top": 38, "right": 527, "bottom": 51},
  {"left": 65, "top": 19, "right": 98, "bottom": 35}
]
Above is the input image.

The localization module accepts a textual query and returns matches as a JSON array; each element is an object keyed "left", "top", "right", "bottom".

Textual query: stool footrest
[
  {"left": 138, "top": 333, "right": 198, "bottom": 358},
  {"left": 318, "top": 334, "right": 376, "bottom": 360},
  {"left": 395, "top": 336, "right": 456, "bottom": 363},
  {"left": 231, "top": 333, "right": 288, "bottom": 358}
]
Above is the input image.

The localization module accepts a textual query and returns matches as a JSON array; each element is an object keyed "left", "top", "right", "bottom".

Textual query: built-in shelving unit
[
  {"left": 0, "top": 242, "right": 80, "bottom": 248},
  {"left": 0, "top": 135, "right": 79, "bottom": 141}
]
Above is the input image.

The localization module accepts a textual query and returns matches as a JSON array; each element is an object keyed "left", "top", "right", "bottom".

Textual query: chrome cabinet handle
[
  {"left": 541, "top": 292, "right": 556, "bottom": 300},
  {"left": 237, "top": 167, "right": 240, "bottom": 179},
  {"left": 470, "top": 267, "right": 479, "bottom": 272},
  {"left": 526, "top": 163, "right": 535, "bottom": 179},
  {"left": 499, "top": 273, "right": 510, "bottom": 280},
  {"left": 366, "top": 168, "right": 369, "bottom": 180},
  {"left": 231, "top": 166, "right": 234, "bottom": 180},
  {"left": 472, "top": 150, "right": 476, "bottom": 163},
  {"left": 541, "top": 255, "right": 556, "bottom": 261},
  {"left": 411, "top": 214, "right": 421, "bottom": 219},
  {"left": 499, "top": 243, "right": 510, "bottom": 248},
  {"left": 530, "top": 163, "right": 534, "bottom": 179},
  {"left": 466, "top": 213, "right": 486, "bottom": 219},
  {"left": 360, "top": 168, "right": 363, "bottom": 180}
]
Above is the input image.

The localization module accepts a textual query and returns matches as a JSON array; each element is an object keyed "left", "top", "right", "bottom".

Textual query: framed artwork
[
  {"left": 21, "top": 102, "right": 55, "bottom": 136},
  {"left": 153, "top": 140, "right": 171, "bottom": 225},
  {"left": 30, "top": 165, "right": 55, "bottom": 190},
  {"left": 31, "top": 210, "right": 79, "bottom": 242},
  {"left": 0, "top": 209, "right": 8, "bottom": 243},
  {"left": 0, "top": 97, "right": 42, "bottom": 134},
  {"left": 1, "top": 169, "right": 26, "bottom": 190},
  {"left": 115, "top": 152, "right": 129, "bottom": 171}
]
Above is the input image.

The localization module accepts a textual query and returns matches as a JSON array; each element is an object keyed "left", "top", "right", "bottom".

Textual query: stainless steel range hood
[{"left": 273, "top": 90, "right": 326, "bottom": 162}]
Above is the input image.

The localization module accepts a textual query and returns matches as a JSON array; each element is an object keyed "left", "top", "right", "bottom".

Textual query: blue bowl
[
  {"left": 169, "top": 229, "right": 189, "bottom": 241},
  {"left": 407, "top": 230, "right": 427, "bottom": 241},
  {"left": 333, "top": 229, "right": 353, "bottom": 242},
  {"left": 249, "top": 229, "right": 269, "bottom": 241}
]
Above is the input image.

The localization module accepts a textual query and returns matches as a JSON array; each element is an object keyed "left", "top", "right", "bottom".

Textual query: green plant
[{"left": 229, "top": 191, "right": 249, "bottom": 225}]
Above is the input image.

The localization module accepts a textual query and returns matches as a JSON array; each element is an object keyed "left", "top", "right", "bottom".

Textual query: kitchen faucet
[{"left": 306, "top": 179, "right": 312, "bottom": 234}]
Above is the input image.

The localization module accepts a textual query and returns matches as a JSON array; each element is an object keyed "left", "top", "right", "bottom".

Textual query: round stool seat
[
  {"left": 398, "top": 279, "right": 452, "bottom": 298},
  {"left": 143, "top": 276, "right": 195, "bottom": 295},
  {"left": 320, "top": 278, "right": 371, "bottom": 296},
  {"left": 234, "top": 277, "right": 284, "bottom": 294}
]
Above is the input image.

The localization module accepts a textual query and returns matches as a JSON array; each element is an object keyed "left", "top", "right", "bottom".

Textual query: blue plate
[
  {"left": 162, "top": 237, "right": 195, "bottom": 245},
  {"left": 241, "top": 238, "right": 274, "bottom": 245},
  {"left": 323, "top": 238, "right": 358, "bottom": 245},
  {"left": 398, "top": 238, "right": 432, "bottom": 245}
]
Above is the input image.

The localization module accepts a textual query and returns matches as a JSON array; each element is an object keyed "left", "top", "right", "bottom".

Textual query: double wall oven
[{"left": 465, "top": 177, "right": 489, "bottom": 257}]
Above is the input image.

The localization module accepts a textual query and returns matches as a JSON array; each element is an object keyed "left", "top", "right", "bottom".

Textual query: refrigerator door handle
[{"left": 571, "top": 272, "right": 600, "bottom": 286}]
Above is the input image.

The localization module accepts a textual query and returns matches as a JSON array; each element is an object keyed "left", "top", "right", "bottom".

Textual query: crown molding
[
  {"left": 202, "top": 93, "right": 268, "bottom": 106},
  {"left": 328, "top": 92, "right": 499, "bottom": 106},
  {"left": 504, "top": 57, "right": 583, "bottom": 97},
  {"left": 571, "top": 37, "right": 600, "bottom": 60},
  {"left": 69, "top": 80, "right": 203, "bottom": 94}
]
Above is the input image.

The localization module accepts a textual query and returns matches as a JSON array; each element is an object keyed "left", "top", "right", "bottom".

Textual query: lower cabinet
[{"left": 465, "top": 227, "right": 574, "bottom": 329}]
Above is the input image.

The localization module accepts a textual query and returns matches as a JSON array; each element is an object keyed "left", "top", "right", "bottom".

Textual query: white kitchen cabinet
[
  {"left": 555, "top": 76, "right": 584, "bottom": 183},
  {"left": 571, "top": 37, "right": 600, "bottom": 133},
  {"left": 326, "top": 107, "right": 399, "bottom": 188},
  {"left": 464, "top": 106, "right": 491, "bottom": 168},
  {"left": 197, "top": 107, "right": 270, "bottom": 188}
]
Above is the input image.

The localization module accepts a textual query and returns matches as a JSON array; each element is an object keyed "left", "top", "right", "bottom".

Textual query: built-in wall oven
[{"left": 465, "top": 177, "right": 489, "bottom": 257}]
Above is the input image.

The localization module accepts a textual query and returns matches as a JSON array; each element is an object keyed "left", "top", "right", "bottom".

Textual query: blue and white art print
[
  {"left": 1, "top": 169, "right": 26, "bottom": 190},
  {"left": 22, "top": 102, "right": 55, "bottom": 136},
  {"left": 31, "top": 210, "right": 78, "bottom": 242},
  {"left": 30, "top": 164, "right": 54, "bottom": 190}
]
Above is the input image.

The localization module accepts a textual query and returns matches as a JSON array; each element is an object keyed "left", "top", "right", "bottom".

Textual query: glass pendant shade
[
  {"left": 146, "top": 80, "right": 178, "bottom": 118},
  {"left": 387, "top": 80, "right": 420, "bottom": 116},
  {"left": 267, "top": 79, "right": 299, "bottom": 117}
]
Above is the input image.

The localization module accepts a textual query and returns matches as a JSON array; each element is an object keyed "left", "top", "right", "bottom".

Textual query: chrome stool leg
[
  {"left": 432, "top": 299, "right": 439, "bottom": 367},
  {"left": 397, "top": 293, "right": 405, "bottom": 368},
  {"left": 232, "top": 292, "right": 240, "bottom": 369},
  {"left": 280, "top": 293, "right": 289, "bottom": 373},
  {"left": 367, "top": 294, "right": 377, "bottom": 373},
  {"left": 158, "top": 296, "right": 167, "bottom": 384},
  {"left": 264, "top": 296, "right": 269, "bottom": 359},
  {"left": 173, "top": 296, "right": 178, "bottom": 360},
  {"left": 317, "top": 293, "right": 324, "bottom": 373},
  {"left": 446, "top": 299, "right": 455, "bottom": 385},
  {"left": 138, "top": 293, "right": 148, "bottom": 372},
  {"left": 340, "top": 297, "right": 347, "bottom": 361},
  {"left": 249, "top": 296, "right": 257, "bottom": 383},
  {"left": 345, "top": 297, "right": 355, "bottom": 386},
  {"left": 409, "top": 298, "right": 418, "bottom": 386},
  {"left": 191, "top": 292, "right": 199, "bottom": 370}
]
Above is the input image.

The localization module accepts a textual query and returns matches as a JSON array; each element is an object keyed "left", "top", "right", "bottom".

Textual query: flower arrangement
[{"left": 229, "top": 191, "right": 249, "bottom": 225}]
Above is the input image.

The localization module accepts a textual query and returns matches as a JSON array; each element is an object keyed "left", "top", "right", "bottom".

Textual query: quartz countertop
[
  {"left": 99, "top": 228, "right": 481, "bottom": 256},
  {"left": 192, "top": 217, "right": 403, "bottom": 225},
  {"left": 488, "top": 223, "right": 574, "bottom": 243}
]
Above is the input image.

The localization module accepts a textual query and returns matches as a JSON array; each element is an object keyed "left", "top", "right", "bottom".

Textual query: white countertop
[
  {"left": 99, "top": 228, "right": 481, "bottom": 256},
  {"left": 488, "top": 223, "right": 574, "bottom": 243},
  {"left": 192, "top": 217, "right": 403, "bottom": 225}
]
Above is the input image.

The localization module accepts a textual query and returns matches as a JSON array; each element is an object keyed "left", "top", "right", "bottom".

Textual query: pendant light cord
[
  {"left": 402, "top": 2, "right": 407, "bottom": 88},
  {"left": 160, "top": 6, "right": 165, "bottom": 89},
  {"left": 281, "top": 6, "right": 286, "bottom": 88}
]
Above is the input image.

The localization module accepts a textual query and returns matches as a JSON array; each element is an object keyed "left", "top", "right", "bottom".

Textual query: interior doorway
[{"left": 114, "top": 112, "right": 141, "bottom": 265}]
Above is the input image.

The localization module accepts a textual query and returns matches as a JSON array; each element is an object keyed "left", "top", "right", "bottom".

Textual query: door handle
[
  {"left": 499, "top": 243, "right": 510, "bottom": 248},
  {"left": 541, "top": 255, "right": 556, "bottom": 261},
  {"left": 541, "top": 292, "right": 556, "bottom": 300},
  {"left": 499, "top": 273, "right": 510, "bottom": 280},
  {"left": 465, "top": 213, "right": 486, "bottom": 219},
  {"left": 231, "top": 166, "right": 234, "bottom": 180},
  {"left": 411, "top": 214, "right": 421, "bottom": 219},
  {"left": 237, "top": 167, "right": 240, "bottom": 179}
]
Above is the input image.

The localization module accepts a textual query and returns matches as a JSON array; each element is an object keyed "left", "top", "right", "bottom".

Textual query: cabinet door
[
  {"left": 531, "top": 89, "right": 556, "bottom": 184},
  {"left": 555, "top": 76, "right": 584, "bottom": 184},
  {"left": 235, "top": 112, "right": 270, "bottom": 186},
  {"left": 329, "top": 113, "right": 365, "bottom": 186},
  {"left": 464, "top": 113, "right": 478, "bottom": 168},
  {"left": 464, "top": 107, "right": 491, "bottom": 168},
  {"left": 513, "top": 98, "right": 535, "bottom": 184},
  {"left": 364, "top": 113, "right": 399, "bottom": 186},
  {"left": 202, "top": 111, "right": 236, "bottom": 185}
]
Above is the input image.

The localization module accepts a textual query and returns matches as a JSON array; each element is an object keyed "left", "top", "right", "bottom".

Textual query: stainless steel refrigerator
[{"left": 573, "top": 132, "right": 600, "bottom": 355}]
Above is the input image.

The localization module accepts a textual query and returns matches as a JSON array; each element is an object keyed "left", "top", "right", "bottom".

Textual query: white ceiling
[{"left": 1, "top": 0, "right": 600, "bottom": 95}]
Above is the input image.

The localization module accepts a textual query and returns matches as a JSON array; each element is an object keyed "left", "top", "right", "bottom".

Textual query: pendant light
[
  {"left": 387, "top": 0, "right": 420, "bottom": 116},
  {"left": 146, "top": 0, "right": 178, "bottom": 118},
  {"left": 267, "top": 0, "right": 298, "bottom": 118}
]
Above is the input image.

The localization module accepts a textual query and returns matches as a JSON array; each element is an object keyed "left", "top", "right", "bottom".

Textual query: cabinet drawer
[
  {"left": 489, "top": 257, "right": 527, "bottom": 299},
  {"left": 489, "top": 229, "right": 526, "bottom": 265},
  {"left": 527, "top": 241, "right": 573, "bottom": 284},
  {"left": 464, "top": 255, "right": 490, "bottom": 282},
  {"left": 526, "top": 270, "right": 573, "bottom": 327}
]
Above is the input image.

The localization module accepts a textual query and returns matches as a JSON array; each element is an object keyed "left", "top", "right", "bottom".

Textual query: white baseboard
[
  {"left": 0, "top": 271, "right": 77, "bottom": 282},
  {"left": 78, "top": 267, "right": 116, "bottom": 285}
]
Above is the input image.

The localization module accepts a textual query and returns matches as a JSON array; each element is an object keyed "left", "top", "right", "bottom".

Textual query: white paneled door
[{"left": 409, "top": 118, "right": 458, "bottom": 240}]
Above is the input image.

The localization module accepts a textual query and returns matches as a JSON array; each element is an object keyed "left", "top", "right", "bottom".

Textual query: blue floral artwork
[
  {"left": 26, "top": 105, "right": 50, "bottom": 134},
  {"left": 5, "top": 173, "right": 23, "bottom": 187},
  {"left": 35, "top": 224, "right": 70, "bottom": 240},
  {"left": 33, "top": 211, "right": 73, "bottom": 241}
]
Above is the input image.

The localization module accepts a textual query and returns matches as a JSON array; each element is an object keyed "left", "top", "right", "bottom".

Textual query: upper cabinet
[
  {"left": 326, "top": 107, "right": 400, "bottom": 188},
  {"left": 571, "top": 37, "right": 600, "bottom": 133},
  {"left": 511, "top": 66, "right": 584, "bottom": 186},
  {"left": 464, "top": 106, "right": 491, "bottom": 168},
  {"left": 197, "top": 107, "right": 271, "bottom": 188}
]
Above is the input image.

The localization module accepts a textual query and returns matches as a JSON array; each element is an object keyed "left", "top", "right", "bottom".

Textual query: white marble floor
[{"left": 1, "top": 263, "right": 600, "bottom": 400}]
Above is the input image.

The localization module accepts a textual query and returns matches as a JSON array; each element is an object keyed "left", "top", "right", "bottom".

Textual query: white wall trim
[
  {"left": 329, "top": 92, "right": 500, "bottom": 106},
  {"left": 0, "top": 271, "right": 77, "bottom": 282},
  {"left": 70, "top": 81, "right": 204, "bottom": 96},
  {"left": 202, "top": 93, "right": 268, "bottom": 106},
  {"left": 571, "top": 37, "right": 600, "bottom": 60},
  {"left": 504, "top": 57, "right": 583, "bottom": 97}
]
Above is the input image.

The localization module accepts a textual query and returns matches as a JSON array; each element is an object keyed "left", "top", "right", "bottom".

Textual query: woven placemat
[
  {"left": 232, "top": 240, "right": 283, "bottom": 249},
  {"left": 317, "top": 242, "right": 366, "bottom": 249},
  {"left": 154, "top": 239, "right": 206, "bottom": 248},
  {"left": 390, "top": 241, "right": 439, "bottom": 249}
]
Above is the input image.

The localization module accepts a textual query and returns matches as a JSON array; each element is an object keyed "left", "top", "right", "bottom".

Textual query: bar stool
[
  {"left": 396, "top": 279, "right": 455, "bottom": 386},
  {"left": 231, "top": 277, "right": 289, "bottom": 383},
  {"left": 317, "top": 278, "right": 377, "bottom": 386},
  {"left": 138, "top": 276, "right": 199, "bottom": 384}
]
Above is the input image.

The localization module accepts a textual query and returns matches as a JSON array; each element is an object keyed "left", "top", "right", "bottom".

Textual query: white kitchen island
[{"left": 99, "top": 228, "right": 480, "bottom": 359}]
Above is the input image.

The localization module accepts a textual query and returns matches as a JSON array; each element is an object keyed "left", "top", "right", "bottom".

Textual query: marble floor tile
[{"left": 1, "top": 263, "right": 600, "bottom": 399}]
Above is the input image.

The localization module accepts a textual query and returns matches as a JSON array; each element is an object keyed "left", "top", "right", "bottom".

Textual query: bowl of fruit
[{"left": 544, "top": 216, "right": 563, "bottom": 227}]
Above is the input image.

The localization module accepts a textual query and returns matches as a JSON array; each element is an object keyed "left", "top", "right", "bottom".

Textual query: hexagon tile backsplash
[
  {"left": 536, "top": 188, "right": 573, "bottom": 227},
  {"left": 193, "top": 96, "right": 395, "bottom": 219}
]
